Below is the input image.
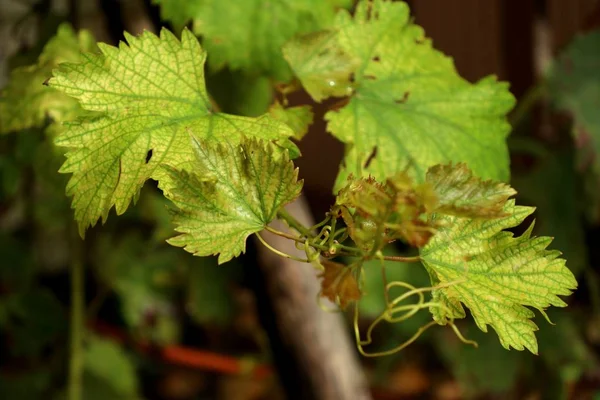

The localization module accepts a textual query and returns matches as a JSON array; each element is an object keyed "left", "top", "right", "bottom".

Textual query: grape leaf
[
  {"left": 283, "top": 30, "right": 359, "bottom": 101},
  {"left": 335, "top": 173, "right": 438, "bottom": 250},
  {"left": 420, "top": 200, "right": 577, "bottom": 354},
  {"left": 49, "top": 28, "right": 296, "bottom": 235},
  {"left": 426, "top": 163, "right": 516, "bottom": 218},
  {"left": 0, "top": 23, "right": 96, "bottom": 134},
  {"left": 155, "top": 0, "right": 341, "bottom": 80},
  {"left": 161, "top": 138, "right": 302, "bottom": 264},
  {"left": 269, "top": 102, "right": 314, "bottom": 140},
  {"left": 285, "top": 0, "right": 515, "bottom": 188},
  {"left": 319, "top": 260, "right": 361, "bottom": 309}
]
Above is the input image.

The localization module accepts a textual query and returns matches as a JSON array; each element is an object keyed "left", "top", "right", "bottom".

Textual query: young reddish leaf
[
  {"left": 319, "top": 260, "right": 361, "bottom": 309},
  {"left": 335, "top": 173, "right": 438, "bottom": 250},
  {"left": 426, "top": 163, "right": 516, "bottom": 218}
]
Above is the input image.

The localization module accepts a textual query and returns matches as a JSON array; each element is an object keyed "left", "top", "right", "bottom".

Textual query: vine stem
[
  {"left": 69, "top": 229, "right": 84, "bottom": 400},
  {"left": 265, "top": 224, "right": 421, "bottom": 263},
  {"left": 380, "top": 255, "right": 421, "bottom": 263},
  {"left": 277, "top": 208, "right": 313, "bottom": 237}
]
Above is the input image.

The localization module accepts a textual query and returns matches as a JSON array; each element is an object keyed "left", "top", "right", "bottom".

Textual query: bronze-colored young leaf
[
  {"left": 319, "top": 260, "right": 361, "bottom": 309},
  {"left": 426, "top": 163, "right": 516, "bottom": 218},
  {"left": 161, "top": 138, "right": 302, "bottom": 264},
  {"left": 335, "top": 173, "right": 438, "bottom": 250}
]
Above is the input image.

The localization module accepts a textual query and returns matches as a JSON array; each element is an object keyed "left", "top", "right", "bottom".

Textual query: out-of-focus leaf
[
  {"left": 426, "top": 163, "right": 516, "bottom": 218},
  {"left": 0, "top": 23, "right": 97, "bottom": 134},
  {"left": 0, "top": 233, "right": 35, "bottom": 291},
  {"left": 206, "top": 69, "right": 273, "bottom": 117},
  {"left": 537, "top": 309, "right": 596, "bottom": 385},
  {"left": 84, "top": 336, "right": 140, "bottom": 399},
  {"left": 187, "top": 258, "right": 242, "bottom": 325},
  {"left": 283, "top": 30, "right": 359, "bottom": 102},
  {"left": 511, "top": 146, "right": 588, "bottom": 275},
  {"left": 156, "top": 0, "right": 340, "bottom": 80},
  {"left": 94, "top": 234, "right": 183, "bottom": 344},
  {"left": 547, "top": 30, "right": 600, "bottom": 220},
  {"left": 435, "top": 322, "right": 525, "bottom": 398},
  {"left": 269, "top": 102, "right": 314, "bottom": 140},
  {"left": 0, "top": 370, "right": 52, "bottom": 400},
  {"left": 9, "top": 289, "right": 67, "bottom": 356}
]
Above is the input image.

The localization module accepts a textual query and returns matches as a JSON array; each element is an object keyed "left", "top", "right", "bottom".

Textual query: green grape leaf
[
  {"left": 283, "top": 30, "right": 359, "bottom": 101},
  {"left": 269, "top": 102, "right": 314, "bottom": 140},
  {"left": 155, "top": 0, "right": 340, "bottom": 80},
  {"left": 420, "top": 200, "right": 577, "bottom": 354},
  {"left": 426, "top": 163, "right": 516, "bottom": 218},
  {"left": 283, "top": 0, "right": 515, "bottom": 188},
  {"left": 0, "top": 23, "right": 96, "bottom": 134},
  {"left": 49, "top": 28, "right": 296, "bottom": 235},
  {"left": 161, "top": 138, "right": 302, "bottom": 264}
]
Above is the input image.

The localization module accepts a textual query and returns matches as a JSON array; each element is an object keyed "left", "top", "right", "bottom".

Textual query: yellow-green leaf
[
  {"left": 49, "top": 28, "right": 296, "bottom": 235},
  {"left": 161, "top": 138, "right": 302, "bottom": 264},
  {"left": 420, "top": 200, "right": 577, "bottom": 354}
]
